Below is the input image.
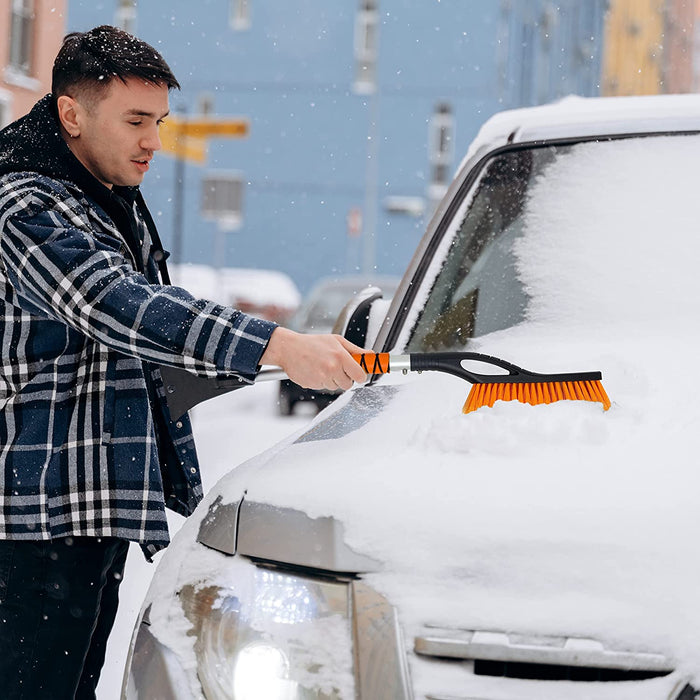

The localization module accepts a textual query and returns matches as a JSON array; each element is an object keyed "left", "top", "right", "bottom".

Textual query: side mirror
[{"left": 332, "top": 286, "right": 388, "bottom": 348}]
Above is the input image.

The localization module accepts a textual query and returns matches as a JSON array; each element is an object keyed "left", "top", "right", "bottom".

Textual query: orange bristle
[{"left": 462, "top": 379, "right": 611, "bottom": 414}]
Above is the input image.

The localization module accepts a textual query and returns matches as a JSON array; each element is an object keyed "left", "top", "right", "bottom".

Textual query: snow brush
[{"left": 353, "top": 352, "right": 611, "bottom": 413}]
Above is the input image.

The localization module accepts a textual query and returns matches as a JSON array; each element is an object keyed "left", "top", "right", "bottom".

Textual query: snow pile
[{"left": 171, "top": 263, "right": 301, "bottom": 322}]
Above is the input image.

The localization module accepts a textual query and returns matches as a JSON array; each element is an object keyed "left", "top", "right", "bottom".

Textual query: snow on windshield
[
  {"left": 517, "top": 134, "right": 700, "bottom": 328},
  {"left": 406, "top": 134, "right": 700, "bottom": 355}
]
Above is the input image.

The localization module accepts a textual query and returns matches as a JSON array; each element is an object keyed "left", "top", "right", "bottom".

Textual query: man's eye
[{"left": 129, "top": 121, "right": 143, "bottom": 126}]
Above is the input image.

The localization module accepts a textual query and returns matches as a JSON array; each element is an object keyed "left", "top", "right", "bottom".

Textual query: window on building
[
  {"left": 230, "top": 0, "right": 251, "bottom": 30},
  {"left": 8, "top": 0, "right": 35, "bottom": 75},
  {"left": 353, "top": 0, "right": 378, "bottom": 93},
  {"left": 0, "top": 91, "right": 13, "bottom": 128},
  {"left": 427, "top": 102, "right": 454, "bottom": 210},
  {"left": 115, "top": 0, "right": 137, "bottom": 34}
]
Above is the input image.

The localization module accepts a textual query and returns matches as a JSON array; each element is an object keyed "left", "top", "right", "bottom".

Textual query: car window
[
  {"left": 407, "top": 147, "right": 561, "bottom": 352},
  {"left": 305, "top": 289, "right": 353, "bottom": 329},
  {"left": 399, "top": 133, "right": 700, "bottom": 354},
  {"left": 296, "top": 277, "right": 400, "bottom": 333}
]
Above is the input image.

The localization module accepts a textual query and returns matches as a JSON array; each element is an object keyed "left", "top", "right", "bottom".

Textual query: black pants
[{"left": 0, "top": 536, "right": 129, "bottom": 700}]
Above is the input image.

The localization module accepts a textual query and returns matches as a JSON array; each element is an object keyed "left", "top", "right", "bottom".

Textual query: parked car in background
[
  {"left": 277, "top": 274, "right": 400, "bottom": 415},
  {"left": 172, "top": 264, "right": 302, "bottom": 325},
  {"left": 124, "top": 94, "right": 700, "bottom": 700}
]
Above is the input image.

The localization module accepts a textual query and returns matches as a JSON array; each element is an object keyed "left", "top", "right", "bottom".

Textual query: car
[
  {"left": 277, "top": 274, "right": 400, "bottom": 415},
  {"left": 172, "top": 264, "right": 302, "bottom": 325},
  {"left": 123, "top": 94, "right": 700, "bottom": 700}
]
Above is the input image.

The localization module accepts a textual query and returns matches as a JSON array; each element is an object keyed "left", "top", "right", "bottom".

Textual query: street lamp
[{"left": 353, "top": 0, "right": 380, "bottom": 274}]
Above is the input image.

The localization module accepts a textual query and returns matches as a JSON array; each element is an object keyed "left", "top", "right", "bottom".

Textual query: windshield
[{"left": 405, "top": 134, "right": 700, "bottom": 352}]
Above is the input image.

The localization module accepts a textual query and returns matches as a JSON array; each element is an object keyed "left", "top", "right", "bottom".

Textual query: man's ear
[{"left": 56, "top": 95, "right": 82, "bottom": 138}]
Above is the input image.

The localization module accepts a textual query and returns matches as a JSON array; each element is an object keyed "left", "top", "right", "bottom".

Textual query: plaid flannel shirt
[{"left": 0, "top": 166, "right": 276, "bottom": 558}]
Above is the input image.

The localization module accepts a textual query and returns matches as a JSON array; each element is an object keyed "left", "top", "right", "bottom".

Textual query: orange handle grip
[{"left": 353, "top": 353, "right": 391, "bottom": 374}]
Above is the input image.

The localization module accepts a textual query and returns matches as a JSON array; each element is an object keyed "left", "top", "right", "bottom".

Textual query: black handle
[{"left": 409, "top": 352, "right": 602, "bottom": 385}]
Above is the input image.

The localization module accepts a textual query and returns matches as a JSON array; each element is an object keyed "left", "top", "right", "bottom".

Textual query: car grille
[{"left": 412, "top": 627, "right": 695, "bottom": 700}]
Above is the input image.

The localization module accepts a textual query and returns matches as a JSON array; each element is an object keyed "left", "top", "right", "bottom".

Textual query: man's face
[{"left": 66, "top": 77, "right": 169, "bottom": 189}]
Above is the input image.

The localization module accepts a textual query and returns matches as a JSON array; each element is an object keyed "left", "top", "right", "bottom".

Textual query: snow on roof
[{"left": 462, "top": 93, "right": 700, "bottom": 168}]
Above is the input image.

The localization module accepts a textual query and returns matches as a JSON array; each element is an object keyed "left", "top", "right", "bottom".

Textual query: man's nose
[{"left": 141, "top": 126, "right": 162, "bottom": 152}]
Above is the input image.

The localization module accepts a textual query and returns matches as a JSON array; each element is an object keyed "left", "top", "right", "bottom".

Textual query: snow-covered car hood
[
  {"left": 185, "top": 316, "right": 700, "bottom": 683},
  {"left": 143, "top": 323, "right": 700, "bottom": 698}
]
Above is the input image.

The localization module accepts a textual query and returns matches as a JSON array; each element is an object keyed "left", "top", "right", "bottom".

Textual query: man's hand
[{"left": 260, "top": 327, "right": 367, "bottom": 391}]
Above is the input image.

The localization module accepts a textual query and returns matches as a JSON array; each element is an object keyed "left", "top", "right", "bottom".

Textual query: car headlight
[{"left": 179, "top": 564, "right": 355, "bottom": 699}]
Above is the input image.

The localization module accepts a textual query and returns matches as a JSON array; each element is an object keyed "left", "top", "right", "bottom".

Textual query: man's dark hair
[{"left": 52, "top": 25, "right": 180, "bottom": 101}]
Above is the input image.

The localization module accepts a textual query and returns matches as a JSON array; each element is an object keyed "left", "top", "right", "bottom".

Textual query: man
[{"left": 0, "top": 25, "right": 366, "bottom": 699}]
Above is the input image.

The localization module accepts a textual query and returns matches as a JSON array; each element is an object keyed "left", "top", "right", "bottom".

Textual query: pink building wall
[
  {"left": 0, "top": 0, "right": 67, "bottom": 124},
  {"left": 663, "top": 0, "right": 695, "bottom": 93}
]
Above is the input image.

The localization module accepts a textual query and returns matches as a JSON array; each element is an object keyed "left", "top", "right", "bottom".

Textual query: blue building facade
[
  {"left": 499, "top": 0, "right": 609, "bottom": 106},
  {"left": 66, "top": 0, "right": 607, "bottom": 293}
]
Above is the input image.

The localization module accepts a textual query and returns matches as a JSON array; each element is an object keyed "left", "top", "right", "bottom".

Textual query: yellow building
[
  {"left": 603, "top": 0, "right": 695, "bottom": 95},
  {"left": 603, "top": 0, "right": 665, "bottom": 95}
]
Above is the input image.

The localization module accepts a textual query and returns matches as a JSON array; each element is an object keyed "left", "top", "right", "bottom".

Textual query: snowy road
[{"left": 98, "top": 380, "right": 315, "bottom": 699}]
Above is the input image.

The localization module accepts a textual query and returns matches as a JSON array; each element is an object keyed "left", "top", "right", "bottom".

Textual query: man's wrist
[{"left": 260, "top": 326, "right": 293, "bottom": 367}]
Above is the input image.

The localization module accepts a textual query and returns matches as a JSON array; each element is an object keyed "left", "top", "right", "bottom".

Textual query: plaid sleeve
[{"left": 1, "top": 202, "right": 276, "bottom": 378}]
